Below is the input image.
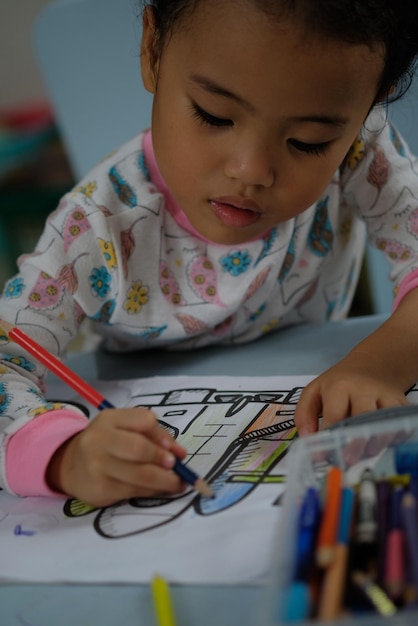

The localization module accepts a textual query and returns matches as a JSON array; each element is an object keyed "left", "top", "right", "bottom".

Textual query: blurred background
[{"left": 0, "top": 1, "right": 75, "bottom": 291}]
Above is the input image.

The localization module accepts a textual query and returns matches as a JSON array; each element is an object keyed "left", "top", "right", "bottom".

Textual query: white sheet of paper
[{"left": 1, "top": 375, "right": 417, "bottom": 585}]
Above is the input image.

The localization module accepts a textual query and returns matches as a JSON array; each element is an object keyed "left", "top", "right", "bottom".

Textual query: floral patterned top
[{"left": 1, "top": 108, "right": 418, "bottom": 496}]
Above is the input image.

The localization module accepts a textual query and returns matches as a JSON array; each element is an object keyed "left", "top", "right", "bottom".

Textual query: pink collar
[{"left": 143, "top": 130, "right": 211, "bottom": 242}]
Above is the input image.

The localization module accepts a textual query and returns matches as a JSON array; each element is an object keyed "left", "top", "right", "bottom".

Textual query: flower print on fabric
[
  {"left": 89, "top": 266, "right": 112, "bottom": 299},
  {"left": 73, "top": 301, "right": 85, "bottom": 327},
  {"left": 254, "top": 228, "right": 277, "bottom": 266},
  {"left": 221, "top": 250, "right": 252, "bottom": 276},
  {"left": 159, "top": 261, "right": 186, "bottom": 306},
  {"left": 175, "top": 313, "right": 209, "bottom": 336},
  {"left": 91, "top": 299, "right": 116, "bottom": 324},
  {"left": 367, "top": 146, "right": 391, "bottom": 209},
  {"left": 98, "top": 238, "right": 118, "bottom": 272},
  {"left": 307, "top": 197, "right": 333, "bottom": 257},
  {"left": 345, "top": 136, "right": 366, "bottom": 170},
  {"left": 123, "top": 281, "right": 149, "bottom": 314},
  {"left": 407, "top": 208, "right": 418, "bottom": 240},
  {"left": 72, "top": 181, "right": 97, "bottom": 199},
  {"left": 340, "top": 216, "right": 353, "bottom": 249},
  {"left": 2, "top": 354, "right": 35, "bottom": 373},
  {"left": 212, "top": 315, "right": 235, "bottom": 337},
  {"left": 376, "top": 238, "right": 414, "bottom": 262},
  {"left": 56, "top": 253, "right": 88, "bottom": 295},
  {"left": 109, "top": 166, "right": 137, "bottom": 208},
  {"left": 4, "top": 277, "right": 24, "bottom": 299},
  {"left": 28, "top": 272, "right": 64, "bottom": 310},
  {"left": 28, "top": 401, "right": 67, "bottom": 417},
  {"left": 62, "top": 208, "right": 92, "bottom": 253},
  {"left": 278, "top": 237, "right": 296, "bottom": 283},
  {"left": 0, "top": 383, "right": 11, "bottom": 415},
  {"left": 243, "top": 266, "right": 272, "bottom": 302},
  {"left": 138, "top": 151, "right": 151, "bottom": 181},
  {"left": 187, "top": 255, "right": 226, "bottom": 306},
  {"left": 247, "top": 303, "right": 267, "bottom": 321},
  {"left": 120, "top": 216, "right": 146, "bottom": 279}
]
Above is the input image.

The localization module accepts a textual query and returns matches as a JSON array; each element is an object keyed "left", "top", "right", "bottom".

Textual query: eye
[
  {"left": 288, "top": 138, "right": 329, "bottom": 157},
  {"left": 191, "top": 103, "right": 233, "bottom": 128}
]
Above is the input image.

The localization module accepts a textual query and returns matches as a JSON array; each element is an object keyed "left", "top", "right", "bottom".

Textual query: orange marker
[
  {"left": 317, "top": 486, "right": 355, "bottom": 619},
  {"left": 316, "top": 466, "right": 343, "bottom": 568}
]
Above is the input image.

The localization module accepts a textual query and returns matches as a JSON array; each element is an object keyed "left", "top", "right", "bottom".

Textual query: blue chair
[
  {"left": 33, "top": 0, "right": 152, "bottom": 180},
  {"left": 33, "top": 0, "right": 418, "bottom": 314}
]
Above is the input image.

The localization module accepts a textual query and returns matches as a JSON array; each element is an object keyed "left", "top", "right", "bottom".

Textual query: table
[{"left": 0, "top": 315, "right": 386, "bottom": 626}]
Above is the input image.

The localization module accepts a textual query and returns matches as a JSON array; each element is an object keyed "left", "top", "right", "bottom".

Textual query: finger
[
  {"left": 104, "top": 408, "right": 187, "bottom": 457},
  {"left": 377, "top": 393, "right": 411, "bottom": 409},
  {"left": 320, "top": 390, "right": 352, "bottom": 429},
  {"left": 346, "top": 393, "right": 378, "bottom": 419},
  {"left": 105, "top": 459, "right": 185, "bottom": 494},
  {"left": 294, "top": 383, "right": 322, "bottom": 436},
  {"left": 75, "top": 471, "right": 185, "bottom": 508},
  {"left": 107, "top": 429, "right": 177, "bottom": 469}
]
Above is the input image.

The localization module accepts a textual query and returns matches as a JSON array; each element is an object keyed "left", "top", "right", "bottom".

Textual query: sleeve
[
  {"left": 5, "top": 408, "right": 88, "bottom": 496},
  {"left": 340, "top": 108, "right": 418, "bottom": 307},
  {"left": 0, "top": 185, "right": 119, "bottom": 494}
]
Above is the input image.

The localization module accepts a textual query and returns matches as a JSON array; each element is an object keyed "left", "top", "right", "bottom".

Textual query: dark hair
[{"left": 141, "top": 0, "right": 418, "bottom": 104}]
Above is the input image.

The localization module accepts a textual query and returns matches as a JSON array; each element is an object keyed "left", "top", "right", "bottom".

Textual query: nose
[{"left": 224, "top": 140, "right": 275, "bottom": 188}]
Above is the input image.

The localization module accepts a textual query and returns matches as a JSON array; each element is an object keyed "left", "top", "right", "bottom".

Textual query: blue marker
[{"left": 281, "top": 487, "right": 321, "bottom": 621}]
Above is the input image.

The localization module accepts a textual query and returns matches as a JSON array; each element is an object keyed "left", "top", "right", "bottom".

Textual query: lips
[{"left": 209, "top": 197, "right": 262, "bottom": 228}]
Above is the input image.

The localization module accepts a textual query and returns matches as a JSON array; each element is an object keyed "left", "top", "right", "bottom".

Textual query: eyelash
[
  {"left": 288, "top": 138, "right": 329, "bottom": 157},
  {"left": 191, "top": 104, "right": 330, "bottom": 156},
  {"left": 191, "top": 103, "right": 232, "bottom": 128}
]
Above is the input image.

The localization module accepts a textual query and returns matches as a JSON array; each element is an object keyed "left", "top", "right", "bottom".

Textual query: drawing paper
[{"left": 1, "top": 375, "right": 416, "bottom": 585}]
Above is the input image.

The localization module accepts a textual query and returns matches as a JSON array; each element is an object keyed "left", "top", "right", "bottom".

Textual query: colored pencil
[
  {"left": 282, "top": 487, "right": 321, "bottom": 621},
  {"left": 401, "top": 491, "right": 418, "bottom": 598},
  {"left": 316, "top": 466, "right": 343, "bottom": 567},
  {"left": 152, "top": 575, "right": 177, "bottom": 626},
  {"left": 376, "top": 479, "right": 391, "bottom": 586},
  {"left": 0, "top": 318, "right": 213, "bottom": 498},
  {"left": 384, "top": 486, "right": 405, "bottom": 600},
  {"left": 317, "top": 486, "right": 355, "bottom": 620}
]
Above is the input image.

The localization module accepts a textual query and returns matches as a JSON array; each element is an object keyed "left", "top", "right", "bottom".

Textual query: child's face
[{"left": 141, "top": 1, "right": 385, "bottom": 245}]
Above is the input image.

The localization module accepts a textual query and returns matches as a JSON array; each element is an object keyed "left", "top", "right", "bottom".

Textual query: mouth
[{"left": 209, "top": 197, "right": 262, "bottom": 228}]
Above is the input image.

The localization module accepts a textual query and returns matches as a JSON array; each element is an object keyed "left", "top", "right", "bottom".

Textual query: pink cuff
[
  {"left": 6, "top": 409, "right": 88, "bottom": 497},
  {"left": 393, "top": 269, "right": 418, "bottom": 311}
]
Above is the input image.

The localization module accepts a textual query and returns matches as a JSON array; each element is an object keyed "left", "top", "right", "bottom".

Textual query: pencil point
[{"left": 195, "top": 478, "right": 214, "bottom": 498}]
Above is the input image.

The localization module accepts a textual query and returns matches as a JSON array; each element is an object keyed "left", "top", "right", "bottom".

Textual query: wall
[{"left": 0, "top": 0, "right": 52, "bottom": 109}]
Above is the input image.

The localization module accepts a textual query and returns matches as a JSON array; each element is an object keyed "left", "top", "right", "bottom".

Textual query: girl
[{"left": 1, "top": 0, "right": 418, "bottom": 506}]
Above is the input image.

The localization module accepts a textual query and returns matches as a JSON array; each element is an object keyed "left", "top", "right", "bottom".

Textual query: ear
[
  {"left": 375, "top": 84, "right": 396, "bottom": 104},
  {"left": 140, "top": 5, "right": 160, "bottom": 94}
]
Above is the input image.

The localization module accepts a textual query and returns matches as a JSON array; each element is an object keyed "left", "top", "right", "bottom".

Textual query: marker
[
  {"left": 152, "top": 574, "right": 177, "bottom": 626},
  {"left": 316, "top": 466, "right": 343, "bottom": 568},
  {"left": 318, "top": 486, "right": 355, "bottom": 619},
  {"left": 282, "top": 487, "right": 321, "bottom": 621},
  {"left": 352, "top": 468, "right": 378, "bottom": 575},
  {"left": 384, "top": 486, "right": 405, "bottom": 600},
  {"left": 0, "top": 319, "right": 213, "bottom": 498},
  {"left": 351, "top": 571, "right": 397, "bottom": 616},
  {"left": 401, "top": 491, "right": 418, "bottom": 601},
  {"left": 355, "top": 468, "right": 378, "bottom": 544},
  {"left": 376, "top": 479, "right": 391, "bottom": 586}
]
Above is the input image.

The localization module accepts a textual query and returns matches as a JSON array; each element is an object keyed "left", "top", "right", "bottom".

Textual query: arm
[{"left": 294, "top": 288, "right": 418, "bottom": 435}]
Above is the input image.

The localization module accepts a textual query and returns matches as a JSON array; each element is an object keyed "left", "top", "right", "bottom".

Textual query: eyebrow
[{"left": 189, "top": 73, "right": 349, "bottom": 127}]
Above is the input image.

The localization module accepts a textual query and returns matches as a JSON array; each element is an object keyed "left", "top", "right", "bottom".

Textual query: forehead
[{"left": 162, "top": 0, "right": 385, "bottom": 117}]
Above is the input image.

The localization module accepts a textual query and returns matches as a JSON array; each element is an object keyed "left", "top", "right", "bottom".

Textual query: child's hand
[
  {"left": 46, "top": 408, "right": 188, "bottom": 507},
  {"left": 294, "top": 352, "right": 411, "bottom": 436}
]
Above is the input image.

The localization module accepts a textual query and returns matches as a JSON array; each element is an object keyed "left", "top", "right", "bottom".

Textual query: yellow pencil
[{"left": 152, "top": 574, "right": 177, "bottom": 626}]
